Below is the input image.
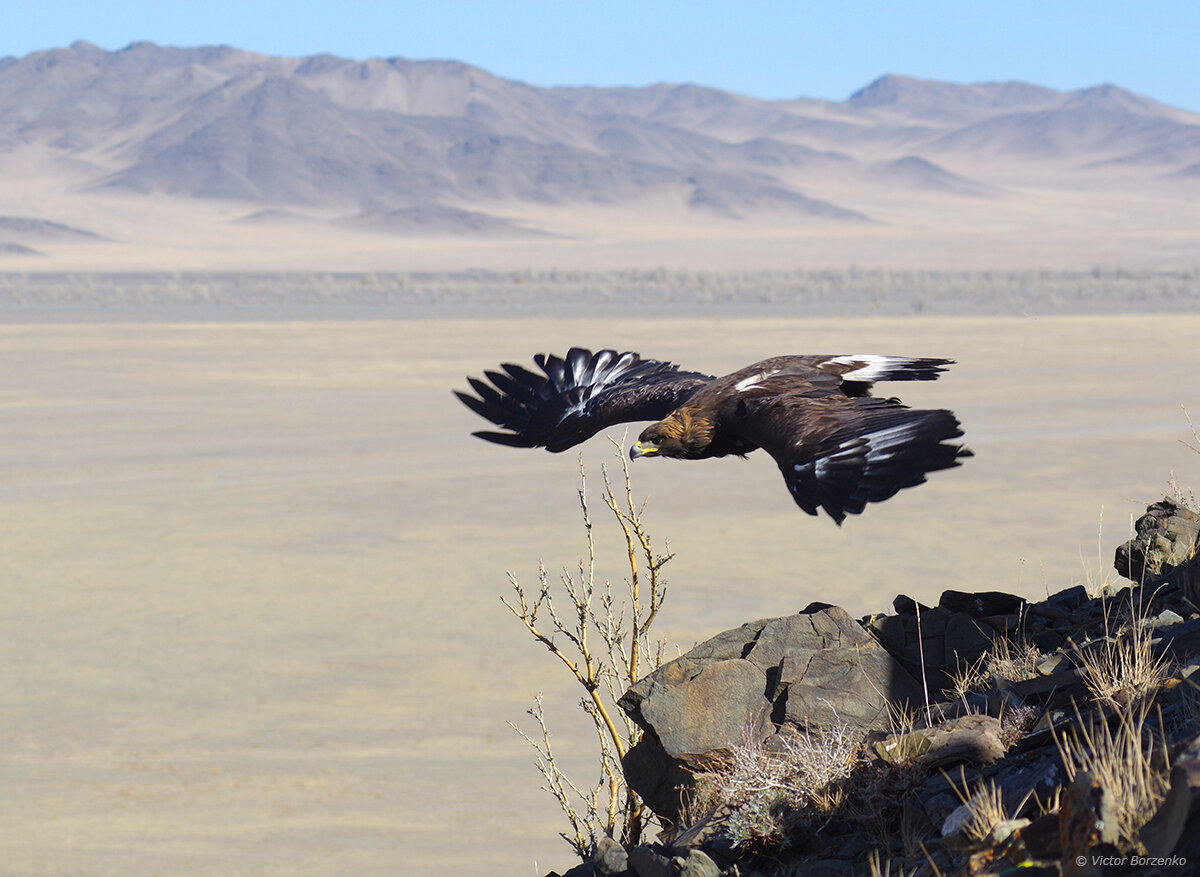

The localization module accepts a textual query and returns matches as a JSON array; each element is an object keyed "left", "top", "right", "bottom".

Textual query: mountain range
[{"left": 1, "top": 41, "right": 1198, "bottom": 269}]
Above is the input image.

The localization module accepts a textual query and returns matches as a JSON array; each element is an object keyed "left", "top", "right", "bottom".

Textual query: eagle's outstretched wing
[
  {"left": 732, "top": 394, "right": 969, "bottom": 524},
  {"left": 718, "top": 354, "right": 956, "bottom": 397},
  {"left": 455, "top": 347, "right": 714, "bottom": 452}
]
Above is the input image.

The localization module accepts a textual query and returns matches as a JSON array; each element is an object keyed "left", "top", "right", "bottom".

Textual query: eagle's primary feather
[{"left": 456, "top": 347, "right": 971, "bottom": 523}]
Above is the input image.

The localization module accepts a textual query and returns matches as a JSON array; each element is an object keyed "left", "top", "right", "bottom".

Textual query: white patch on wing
[
  {"left": 802, "top": 422, "right": 922, "bottom": 474},
  {"left": 824, "top": 354, "right": 909, "bottom": 383},
  {"left": 734, "top": 369, "right": 779, "bottom": 392}
]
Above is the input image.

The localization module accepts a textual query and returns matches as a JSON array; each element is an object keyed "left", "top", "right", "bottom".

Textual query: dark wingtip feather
[
  {"left": 471, "top": 430, "right": 538, "bottom": 448},
  {"left": 458, "top": 347, "right": 710, "bottom": 452}
]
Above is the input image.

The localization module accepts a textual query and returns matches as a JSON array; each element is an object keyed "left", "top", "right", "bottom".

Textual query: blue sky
[{"left": 4, "top": 1, "right": 1198, "bottom": 111}]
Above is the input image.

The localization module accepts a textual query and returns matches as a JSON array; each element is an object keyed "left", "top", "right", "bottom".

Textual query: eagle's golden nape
[{"left": 455, "top": 347, "right": 971, "bottom": 524}]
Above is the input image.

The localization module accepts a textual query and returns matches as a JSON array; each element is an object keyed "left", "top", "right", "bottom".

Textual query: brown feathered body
[{"left": 456, "top": 349, "right": 970, "bottom": 524}]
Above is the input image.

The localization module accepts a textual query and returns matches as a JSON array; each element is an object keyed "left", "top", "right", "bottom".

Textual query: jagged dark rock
[
  {"left": 898, "top": 713, "right": 1006, "bottom": 768},
  {"left": 674, "top": 848, "right": 720, "bottom": 877},
  {"left": 1114, "top": 498, "right": 1200, "bottom": 586},
  {"left": 592, "top": 836, "right": 629, "bottom": 876},
  {"left": 626, "top": 845, "right": 672, "bottom": 877},
  {"left": 618, "top": 605, "right": 923, "bottom": 822}
]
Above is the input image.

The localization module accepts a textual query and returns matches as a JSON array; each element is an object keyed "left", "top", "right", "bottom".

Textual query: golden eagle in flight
[{"left": 456, "top": 348, "right": 970, "bottom": 524}]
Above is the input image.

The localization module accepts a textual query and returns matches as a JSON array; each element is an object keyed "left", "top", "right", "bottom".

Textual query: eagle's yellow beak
[{"left": 629, "top": 441, "right": 659, "bottom": 460}]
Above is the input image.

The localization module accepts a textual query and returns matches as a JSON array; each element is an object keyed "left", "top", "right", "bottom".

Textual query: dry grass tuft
[
  {"left": 946, "top": 636, "right": 1042, "bottom": 705},
  {"left": 866, "top": 848, "right": 915, "bottom": 877},
  {"left": 1076, "top": 598, "right": 1173, "bottom": 710},
  {"left": 959, "top": 778, "right": 1009, "bottom": 844},
  {"left": 988, "top": 638, "right": 1043, "bottom": 683},
  {"left": 1055, "top": 703, "right": 1169, "bottom": 844},
  {"left": 1080, "top": 507, "right": 1124, "bottom": 598}
]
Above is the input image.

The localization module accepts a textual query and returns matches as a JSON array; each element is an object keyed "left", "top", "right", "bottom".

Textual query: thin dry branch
[
  {"left": 1180, "top": 404, "right": 1199, "bottom": 455},
  {"left": 505, "top": 445, "right": 674, "bottom": 856}
]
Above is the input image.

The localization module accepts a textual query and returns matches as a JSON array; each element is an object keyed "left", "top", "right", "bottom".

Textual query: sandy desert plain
[{"left": 1, "top": 280, "right": 1200, "bottom": 876}]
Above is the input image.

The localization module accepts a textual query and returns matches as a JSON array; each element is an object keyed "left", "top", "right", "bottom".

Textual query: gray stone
[
  {"left": 627, "top": 845, "right": 672, "bottom": 877},
  {"left": 1139, "top": 764, "right": 1194, "bottom": 857},
  {"left": 592, "top": 836, "right": 629, "bottom": 876},
  {"left": 619, "top": 605, "right": 924, "bottom": 822},
  {"left": 1036, "top": 653, "right": 1073, "bottom": 675},
  {"left": 988, "top": 817, "right": 1030, "bottom": 845},
  {"left": 915, "top": 713, "right": 1006, "bottom": 767},
  {"left": 547, "top": 863, "right": 596, "bottom": 877},
  {"left": 1059, "top": 769, "right": 1120, "bottom": 861},
  {"left": 639, "top": 659, "right": 771, "bottom": 759},
  {"left": 674, "top": 849, "right": 719, "bottom": 877},
  {"left": 943, "top": 611, "right": 997, "bottom": 664},
  {"left": 620, "top": 732, "right": 697, "bottom": 825},
  {"left": 938, "top": 589, "right": 1026, "bottom": 617},
  {"left": 868, "top": 595, "right": 1006, "bottom": 693},
  {"left": 1115, "top": 499, "right": 1200, "bottom": 583},
  {"left": 1147, "top": 608, "right": 1186, "bottom": 628}
]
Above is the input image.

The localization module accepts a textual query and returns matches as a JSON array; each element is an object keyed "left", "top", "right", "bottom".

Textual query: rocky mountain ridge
[{"left": 2, "top": 41, "right": 1199, "bottom": 237}]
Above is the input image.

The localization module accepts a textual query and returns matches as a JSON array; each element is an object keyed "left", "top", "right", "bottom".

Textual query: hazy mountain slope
[
  {"left": 1, "top": 41, "right": 1199, "bottom": 264},
  {"left": 926, "top": 85, "right": 1200, "bottom": 159},
  {"left": 844, "top": 74, "right": 1064, "bottom": 120}
]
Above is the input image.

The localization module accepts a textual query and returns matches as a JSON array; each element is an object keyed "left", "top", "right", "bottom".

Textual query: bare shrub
[
  {"left": 998, "top": 702, "right": 1039, "bottom": 748},
  {"left": 1169, "top": 405, "right": 1200, "bottom": 513},
  {"left": 505, "top": 443, "right": 672, "bottom": 858},
  {"left": 1181, "top": 405, "right": 1200, "bottom": 457},
  {"left": 690, "top": 719, "right": 863, "bottom": 850}
]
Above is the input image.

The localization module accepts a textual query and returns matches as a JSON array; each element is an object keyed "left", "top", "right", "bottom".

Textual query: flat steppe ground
[{"left": 2, "top": 309, "right": 1199, "bottom": 875}]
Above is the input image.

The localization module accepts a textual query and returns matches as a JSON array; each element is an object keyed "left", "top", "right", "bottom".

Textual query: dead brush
[
  {"left": 998, "top": 702, "right": 1039, "bottom": 748},
  {"left": 505, "top": 442, "right": 673, "bottom": 858},
  {"left": 1168, "top": 404, "right": 1200, "bottom": 513},
  {"left": 688, "top": 719, "right": 863, "bottom": 850}
]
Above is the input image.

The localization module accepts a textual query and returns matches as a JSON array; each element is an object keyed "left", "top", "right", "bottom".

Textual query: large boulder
[
  {"left": 1114, "top": 498, "right": 1200, "bottom": 593},
  {"left": 618, "top": 604, "right": 924, "bottom": 822}
]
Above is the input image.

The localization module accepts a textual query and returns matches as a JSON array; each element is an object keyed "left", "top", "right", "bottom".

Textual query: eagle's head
[{"left": 630, "top": 411, "right": 714, "bottom": 460}]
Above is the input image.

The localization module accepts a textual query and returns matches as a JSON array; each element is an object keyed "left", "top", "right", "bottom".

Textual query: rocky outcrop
[
  {"left": 550, "top": 497, "right": 1200, "bottom": 877},
  {"left": 617, "top": 605, "right": 924, "bottom": 822},
  {"left": 1114, "top": 498, "right": 1200, "bottom": 595}
]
